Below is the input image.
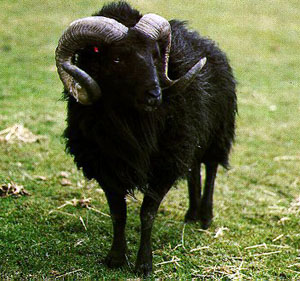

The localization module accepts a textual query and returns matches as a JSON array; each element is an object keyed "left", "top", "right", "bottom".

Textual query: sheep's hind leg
[
  {"left": 185, "top": 161, "right": 218, "bottom": 229},
  {"left": 199, "top": 162, "right": 218, "bottom": 229},
  {"left": 104, "top": 190, "right": 127, "bottom": 268},
  {"left": 135, "top": 181, "right": 174, "bottom": 276}
]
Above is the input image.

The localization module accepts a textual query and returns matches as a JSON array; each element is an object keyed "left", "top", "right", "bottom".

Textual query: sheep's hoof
[
  {"left": 184, "top": 210, "right": 213, "bottom": 230},
  {"left": 104, "top": 251, "right": 127, "bottom": 268},
  {"left": 135, "top": 262, "right": 152, "bottom": 277},
  {"left": 199, "top": 217, "right": 213, "bottom": 230}
]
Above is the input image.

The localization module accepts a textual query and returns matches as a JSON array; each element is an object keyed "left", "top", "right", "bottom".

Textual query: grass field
[{"left": 0, "top": 0, "right": 299, "bottom": 279}]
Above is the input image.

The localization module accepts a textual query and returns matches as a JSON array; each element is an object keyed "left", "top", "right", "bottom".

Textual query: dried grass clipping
[
  {"left": 57, "top": 198, "right": 92, "bottom": 209},
  {"left": 289, "top": 196, "right": 300, "bottom": 215},
  {"left": 49, "top": 197, "right": 110, "bottom": 217},
  {"left": 0, "top": 182, "right": 30, "bottom": 197},
  {"left": 274, "top": 155, "right": 300, "bottom": 162},
  {"left": 0, "top": 124, "right": 45, "bottom": 143}
]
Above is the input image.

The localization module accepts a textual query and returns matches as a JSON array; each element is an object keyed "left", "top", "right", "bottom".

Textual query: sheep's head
[{"left": 55, "top": 14, "right": 206, "bottom": 109}]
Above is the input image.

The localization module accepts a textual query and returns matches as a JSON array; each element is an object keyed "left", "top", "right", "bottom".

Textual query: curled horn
[
  {"left": 133, "top": 14, "right": 206, "bottom": 91},
  {"left": 55, "top": 17, "right": 128, "bottom": 105},
  {"left": 133, "top": 13, "right": 173, "bottom": 87}
]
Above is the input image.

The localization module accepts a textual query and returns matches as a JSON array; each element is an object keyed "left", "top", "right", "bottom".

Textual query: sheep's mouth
[
  {"left": 140, "top": 104, "right": 158, "bottom": 112},
  {"left": 137, "top": 97, "right": 162, "bottom": 112}
]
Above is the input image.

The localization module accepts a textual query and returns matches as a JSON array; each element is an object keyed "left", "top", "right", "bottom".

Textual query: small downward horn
[
  {"left": 169, "top": 57, "right": 207, "bottom": 92},
  {"left": 55, "top": 16, "right": 128, "bottom": 105}
]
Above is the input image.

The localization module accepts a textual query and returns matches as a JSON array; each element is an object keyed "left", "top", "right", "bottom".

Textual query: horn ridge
[{"left": 133, "top": 13, "right": 170, "bottom": 40}]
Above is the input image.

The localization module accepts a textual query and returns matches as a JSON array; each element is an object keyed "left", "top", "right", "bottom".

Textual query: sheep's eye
[
  {"left": 73, "top": 53, "right": 79, "bottom": 64},
  {"left": 113, "top": 57, "right": 121, "bottom": 64}
]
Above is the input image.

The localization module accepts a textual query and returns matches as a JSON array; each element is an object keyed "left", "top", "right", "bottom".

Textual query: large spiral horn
[
  {"left": 133, "top": 14, "right": 206, "bottom": 91},
  {"left": 55, "top": 17, "right": 128, "bottom": 104}
]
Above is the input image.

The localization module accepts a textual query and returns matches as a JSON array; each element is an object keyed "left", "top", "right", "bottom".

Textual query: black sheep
[{"left": 55, "top": 1, "right": 237, "bottom": 275}]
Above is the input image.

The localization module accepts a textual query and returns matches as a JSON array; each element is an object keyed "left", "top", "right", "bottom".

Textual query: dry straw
[
  {"left": 0, "top": 124, "right": 46, "bottom": 143},
  {"left": 0, "top": 182, "right": 30, "bottom": 197}
]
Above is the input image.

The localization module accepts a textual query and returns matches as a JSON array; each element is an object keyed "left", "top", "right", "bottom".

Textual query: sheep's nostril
[
  {"left": 148, "top": 88, "right": 161, "bottom": 98},
  {"left": 146, "top": 88, "right": 162, "bottom": 106}
]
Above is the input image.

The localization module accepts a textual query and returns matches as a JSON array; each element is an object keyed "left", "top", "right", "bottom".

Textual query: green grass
[{"left": 0, "top": 0, "right": 299, "bottom": 279}]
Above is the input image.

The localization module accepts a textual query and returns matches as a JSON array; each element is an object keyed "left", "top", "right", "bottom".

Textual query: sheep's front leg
[
  {"left": 185, "top": 158, "right": 202, "bottom": 222},
  {"left": 135, "top": 184, "right": 173, "bottom": 276},
  {"left": 104, "top": 190, "right": 127, "bottom": 268}
]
